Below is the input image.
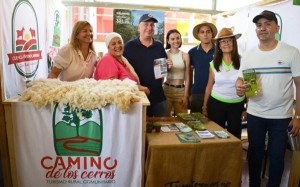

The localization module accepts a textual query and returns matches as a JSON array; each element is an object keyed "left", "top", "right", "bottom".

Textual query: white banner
[
  {"left": 12, "top": 102, "right": 142, "bottom": 187},
  {"left": 1, "top": 0, "right": 48, "bottom": 99}
]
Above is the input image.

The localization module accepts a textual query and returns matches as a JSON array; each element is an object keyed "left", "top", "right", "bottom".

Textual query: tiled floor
[{"left": 241, "top": 129, "right": 293, "bottom": 187}]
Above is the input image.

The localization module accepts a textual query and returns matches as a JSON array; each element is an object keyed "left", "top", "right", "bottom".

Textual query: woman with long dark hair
[{"left": 203, "top": 27, "right": 246, "bottom": 138}]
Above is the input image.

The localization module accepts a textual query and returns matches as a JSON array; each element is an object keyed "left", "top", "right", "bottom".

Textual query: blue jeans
[
  {"left": 247, "top": 114, "right": 290, "bottom": 187},
  {"left": 147, "top": 100, "right": 167, "bottom": 117}
]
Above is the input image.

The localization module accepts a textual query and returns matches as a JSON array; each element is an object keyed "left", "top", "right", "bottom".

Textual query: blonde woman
[
  {"left": 48, "top": 21, "right": 97, "bottom": 81},
  {"left": 164, "top": 29, "right": 190, "bottom": 116}
]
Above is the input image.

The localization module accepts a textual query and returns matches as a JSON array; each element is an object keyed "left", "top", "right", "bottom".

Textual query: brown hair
[
  {"left": 165, "top": 29, "right": 182, "bottom": 49},
  {"left": 70, "top": 21, "right": 95, "bottom": 52},
  {"left": 213, "top": 37, "right": 240, "bottom": 72}
]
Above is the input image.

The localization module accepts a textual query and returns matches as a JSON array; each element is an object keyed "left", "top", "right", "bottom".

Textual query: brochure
[
  {"left": 186, "top": 121, "right": 206, "bottom": 131},
  {"left": 177, "top": 113, "right": 198, "bottom": 121},
  {"left": 214, "top": 130, "right": 230, "bottom": 138},
  {"left": 242, "top": 69, "right": 259, "bottom": 97},
  {"left": 161, "top": 123, "right": 180, "bottom": 132},
  {"left": 176, "top": 132, "right": 200, "bottom": 143},
  {"left": 175, "top": 122, "right": 193, "bottom": 133},
  {"left": 195, "top": 130, "right": 215, "bottom": 139},
  {"left": 153, "top": 58, "right": 168, "bottom": 79}
]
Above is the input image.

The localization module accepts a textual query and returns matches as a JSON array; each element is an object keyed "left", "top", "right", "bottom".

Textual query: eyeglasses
[{"left": 219, "top": 39, "right": 233, "bottom": 45}]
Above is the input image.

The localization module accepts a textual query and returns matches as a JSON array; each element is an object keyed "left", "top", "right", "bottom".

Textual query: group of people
[{"left": 48, "top": 10, "right": 300, "bottom": 187}]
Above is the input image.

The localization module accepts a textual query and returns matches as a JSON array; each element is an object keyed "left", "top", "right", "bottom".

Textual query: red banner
[{"left": 7, "top": 50, "right": 42, "bottom": 64}]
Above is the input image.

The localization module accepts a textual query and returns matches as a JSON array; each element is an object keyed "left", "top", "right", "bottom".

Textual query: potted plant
[{"left": 153, "top": 122, "right": 161, "bottom": 133}]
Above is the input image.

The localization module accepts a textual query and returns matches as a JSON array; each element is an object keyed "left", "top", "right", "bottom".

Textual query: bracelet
[
  {"left": 202, "top": 106, "right": 207, "bottom": 109},
  {"left": 294, "top": 115, "right": 300, "bottom": 119}
]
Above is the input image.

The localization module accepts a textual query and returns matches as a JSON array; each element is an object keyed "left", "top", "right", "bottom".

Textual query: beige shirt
[{"left": 54, "top": 44, "right": 97, "bottom": 81}]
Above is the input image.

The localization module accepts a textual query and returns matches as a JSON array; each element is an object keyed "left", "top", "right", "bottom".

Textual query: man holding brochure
[
  {"left": 124, "top": 13, "right": 172, "bottom": 117},
  {"left": 235, "top": 10, "right": 300, "bottom": 187}
]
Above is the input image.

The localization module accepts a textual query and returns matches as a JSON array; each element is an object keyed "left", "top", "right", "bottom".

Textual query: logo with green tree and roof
[{"left": 52, "top": 104, "right": 103, "bottom": 156}]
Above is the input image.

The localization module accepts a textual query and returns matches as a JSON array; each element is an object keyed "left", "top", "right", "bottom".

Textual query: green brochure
[
  {"left": 242, "top": 69, "right": 259, "bottom": 97},
  {"left": 176, "top": 132, "right": 200, "bottom": 143}
]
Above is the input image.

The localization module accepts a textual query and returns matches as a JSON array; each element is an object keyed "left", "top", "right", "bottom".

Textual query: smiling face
[
  {"left": 167, "top": 32, "right": 182, "bottom": 49},
  {"left": 255, "top": 18, "right": 279, "bottom": 42},
  {"left": 108, "top": 37, "right": 124, "bottom": 59},
  {"left": 218, "top": 37, "right": 234, "bottom": 53},
  {"left": 138, "top": 21, "right": 156, "bottom": 40},
  {"left": 76, "top": 24, "right": 93, "bottom": 45}
]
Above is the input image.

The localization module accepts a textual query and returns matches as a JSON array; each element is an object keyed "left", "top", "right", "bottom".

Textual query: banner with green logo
[{"left": 12, "top": 102, "right": 143, "bottom": 187}]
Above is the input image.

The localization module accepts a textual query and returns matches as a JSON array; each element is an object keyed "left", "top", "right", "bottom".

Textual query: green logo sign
[{"left": 52, "top": 104, "right": 103, "bottom": 156}]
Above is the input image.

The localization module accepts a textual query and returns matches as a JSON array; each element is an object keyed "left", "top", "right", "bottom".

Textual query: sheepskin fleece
[{"left": 20, "top": 78, "right": 143, "bottom": 113}]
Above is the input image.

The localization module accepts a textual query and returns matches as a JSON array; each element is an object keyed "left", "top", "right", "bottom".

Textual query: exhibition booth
[{"left": 0, "top": 0, "right": 300, "bottom": 187}]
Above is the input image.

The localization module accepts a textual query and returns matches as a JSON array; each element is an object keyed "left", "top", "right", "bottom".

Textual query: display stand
[{"left": 0, "top": 95, "right": 149, "bottom": 187}]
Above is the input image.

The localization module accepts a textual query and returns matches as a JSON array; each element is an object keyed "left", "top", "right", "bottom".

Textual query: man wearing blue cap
[
  {"left": 236, "top": 10, "right": 300, "bottom": 187},
  {"left": 124, "top": 13, "right": 172, "bottom": 117}
]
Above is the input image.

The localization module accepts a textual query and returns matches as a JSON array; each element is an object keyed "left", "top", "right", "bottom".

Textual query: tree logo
[{"left": 52, "top": 104, "right": 103, "bottom": 156}]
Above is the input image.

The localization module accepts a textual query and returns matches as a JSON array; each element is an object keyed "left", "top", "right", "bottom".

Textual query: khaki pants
[{"left": 163, "top": 85, "right": 187, "bottom": 116}]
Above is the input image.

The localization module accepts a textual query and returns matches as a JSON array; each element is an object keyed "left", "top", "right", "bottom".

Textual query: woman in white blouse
[
  {"left": 203, "top": 27, "right": 246, "bottom": 139},
  {"left": 48, "top": 21, "right": 97, "bottom": 81}
]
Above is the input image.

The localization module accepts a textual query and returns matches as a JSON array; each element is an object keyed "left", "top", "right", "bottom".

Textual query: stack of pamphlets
[
  {"left": 214, "top": 130, "right": 230, "bottom": 138},
  {"left": 174, "top": 122, "right": 193, "bottom": 133},
  {"left": 176, "top": 132, "right": 200, "bottom": 143},
  {"left": 195, "top": 130, "right": 215, "bottom": 139},
  {"left": 161, "top": 123, "right": 180, "bottom": 132}
]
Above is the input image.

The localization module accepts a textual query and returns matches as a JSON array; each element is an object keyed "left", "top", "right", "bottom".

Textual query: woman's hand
[
  {"left": 166, "top": 59, "right": 173, "bottom": 70},
  {"left": 181, "top": 95, "right": 189, "bottom": 108},
  {"left": 138, "top": 85, "right": 150, "bottom": 96}
]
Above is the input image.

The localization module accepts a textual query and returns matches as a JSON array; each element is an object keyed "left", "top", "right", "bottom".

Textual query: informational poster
[{"left": 113, "top": 9, "right": 165, "bottom": 44}]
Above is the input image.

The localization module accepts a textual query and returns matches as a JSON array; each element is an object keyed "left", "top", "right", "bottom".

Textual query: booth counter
[
  {"left": 0, "top": 94, "right": 149, "bottom": 187},
  {"left": 144, "top": 118, "right": 243, "bottom": 187}
]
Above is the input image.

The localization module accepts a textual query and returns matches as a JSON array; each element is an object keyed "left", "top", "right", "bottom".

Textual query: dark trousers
[
  {"left": 247, "top": 114, "right": 290, "bottom": 187},
  {"left": 147, "top": 100, "right": 167, "bottom": 117},
  {"left": 190, "top": 93, "right": 204, "bottom": 113},
  {"left": 207, "top": 96, "right": 244, "bottom": 139}
]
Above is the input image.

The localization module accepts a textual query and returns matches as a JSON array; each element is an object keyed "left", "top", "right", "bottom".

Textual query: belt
[{"left": 164, "top": 83, "right": 185, "bottom": 88}]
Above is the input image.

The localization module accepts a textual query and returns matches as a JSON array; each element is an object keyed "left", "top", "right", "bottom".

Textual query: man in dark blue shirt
[
  {"left": 124, "top": 14, "right": 172, "bottom": 116},
  {"left": 188, "top": 22, "right": 217, "bottom": 113}
]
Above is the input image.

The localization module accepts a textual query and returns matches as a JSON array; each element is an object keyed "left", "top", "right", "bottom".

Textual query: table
[{"left": 145, "top": 118, "right": 243, "bottom": 187}]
